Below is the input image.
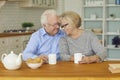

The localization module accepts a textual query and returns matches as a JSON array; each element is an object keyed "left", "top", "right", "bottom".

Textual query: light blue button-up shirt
[{"left": 22, "top": 28, "right": 65, "bottom": 61}]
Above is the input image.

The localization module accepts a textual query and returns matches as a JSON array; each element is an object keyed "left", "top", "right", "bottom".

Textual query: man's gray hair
[{"left": 41, "top": 9, "right": 57, "bottom": 25}]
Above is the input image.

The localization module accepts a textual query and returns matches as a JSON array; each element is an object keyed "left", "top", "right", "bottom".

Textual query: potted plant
[
  {"left": 22, "top": 22, "right": 34, "bottom": 30},
  {"left": 112, "top": 36, "right": 120, "bottom": 48}
]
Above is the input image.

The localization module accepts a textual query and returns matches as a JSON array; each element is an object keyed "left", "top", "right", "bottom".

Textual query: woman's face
[{"left": 61, "top": 19, "right": 75, "bottom": 36}]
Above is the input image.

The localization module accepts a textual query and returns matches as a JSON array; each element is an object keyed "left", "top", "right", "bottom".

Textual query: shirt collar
[{"left": 40, "top": 28, "right": 47, "bottom": 36}]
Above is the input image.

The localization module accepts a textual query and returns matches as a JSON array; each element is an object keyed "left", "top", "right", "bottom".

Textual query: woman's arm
[
  {"left": 59, "top": 37, "right": 71, "bottom": 61},
  {"left": 90, "top": 32, "right": 107, "bottom": 61},
  {"left": 79, "top": 31, "right": 107, "bottom": 64}
]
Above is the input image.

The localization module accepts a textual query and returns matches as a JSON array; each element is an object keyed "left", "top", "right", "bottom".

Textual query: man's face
[{"left": 44, "top": 15, "right": 60, "bottom": 36}]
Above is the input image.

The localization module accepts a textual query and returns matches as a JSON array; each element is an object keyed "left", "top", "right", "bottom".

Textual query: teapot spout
[{"left": 16, "top": 53, "right": 22, "bottom": 66}]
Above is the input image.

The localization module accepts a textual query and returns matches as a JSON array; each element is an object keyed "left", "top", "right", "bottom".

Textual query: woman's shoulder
[
  {"left": 60, "top": 35, "right": 70, "bottom": 42},
  {"left": 83, "top": 29, "right": 95, "bottom": 36},
  {"left": 60, "top": 35, "right": 68, "bottom": 40}
]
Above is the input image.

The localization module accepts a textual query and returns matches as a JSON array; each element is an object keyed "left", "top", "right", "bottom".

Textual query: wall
[
  {"left": 0, "top": 1, "right": 44, "bottom": 32},
  {"left": 0, "top": 1, "right": 65, "bottom": 33},
  {"left": 0, "top": 0, "right": 82, "bottom": 33},
  {"left": 64, "top": 0, "right": 82, "bottom": 16},
  {"left": 63, "top": 0, "right": 83, "bottom": 28}
]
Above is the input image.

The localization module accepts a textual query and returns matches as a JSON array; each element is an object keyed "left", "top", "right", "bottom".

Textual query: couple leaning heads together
[{"left": 22, "top": 9, "right": 107, "bottom": 64}]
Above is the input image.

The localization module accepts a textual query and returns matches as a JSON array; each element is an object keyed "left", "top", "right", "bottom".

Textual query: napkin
[{"left": 108, "top": 64, "right": 120, "bottom": 73}]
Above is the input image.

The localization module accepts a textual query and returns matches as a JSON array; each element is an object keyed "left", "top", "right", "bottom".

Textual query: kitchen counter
[
  {"left": 0, "top": 31, "right": 33, "bottom": 55},
  {"left": 0, "top": 61, "right": 120, "bottom": 80},
  {"left": 0, "top": 31, "right": 34, "bottom": 37}
]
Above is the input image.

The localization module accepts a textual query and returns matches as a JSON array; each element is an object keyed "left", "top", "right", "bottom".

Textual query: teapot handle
[
  {"left": 1, "top": 54, "right": 7, "bottom": 63},
  {"left": 16, "top": 53, "right": 22, "bottom": 66}
]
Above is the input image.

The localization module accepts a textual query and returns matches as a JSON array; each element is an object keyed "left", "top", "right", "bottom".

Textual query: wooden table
[{"left": 0, "top": 61, "right": 120, "bottom": 80}]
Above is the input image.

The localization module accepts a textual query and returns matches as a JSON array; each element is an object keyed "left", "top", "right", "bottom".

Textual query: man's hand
[{"left": 39, "top": 55, "right": 48, "bottom": 64}]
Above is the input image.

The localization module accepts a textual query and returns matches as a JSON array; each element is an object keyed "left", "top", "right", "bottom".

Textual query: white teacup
[
  {"left": 48, "top": 54, "right": 57, "bottom": 65},
  {"left": 74, "top": 53, "right": 84, "bottom": 64}
]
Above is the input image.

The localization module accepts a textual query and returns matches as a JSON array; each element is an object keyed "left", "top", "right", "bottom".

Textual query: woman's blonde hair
[{"left": 60, "top": 11, "right": 81, "bottom": 28}]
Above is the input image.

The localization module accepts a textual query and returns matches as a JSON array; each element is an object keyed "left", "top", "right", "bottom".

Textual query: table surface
[{"left": 0, "top": 61, "right": 120, "bottom": 78}]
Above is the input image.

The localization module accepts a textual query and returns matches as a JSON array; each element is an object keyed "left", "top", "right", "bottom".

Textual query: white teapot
[{"left": 1, "top": 51, "right": 22, "bottom": 70}]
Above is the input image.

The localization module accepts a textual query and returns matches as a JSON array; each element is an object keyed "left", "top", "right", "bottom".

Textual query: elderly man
[{"left": 22, "top": 9, "right": 65, "bottom": 63}]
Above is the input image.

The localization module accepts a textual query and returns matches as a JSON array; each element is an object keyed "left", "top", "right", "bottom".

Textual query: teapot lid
[
  {"left": 10, "top": 51, "right": 14, "bottom": 54},
  {"left": 8, "top": 51, "right": 17, "bottom": 57}
]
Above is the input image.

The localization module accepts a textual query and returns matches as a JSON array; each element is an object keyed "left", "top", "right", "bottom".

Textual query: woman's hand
[{"left": 79, "top": 55, "right": 101, "bottom": 64}]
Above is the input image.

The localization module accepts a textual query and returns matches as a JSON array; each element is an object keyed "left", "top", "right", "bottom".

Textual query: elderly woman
[{"left": 59, "top": 11, "right": 107, "bottom": 64}]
